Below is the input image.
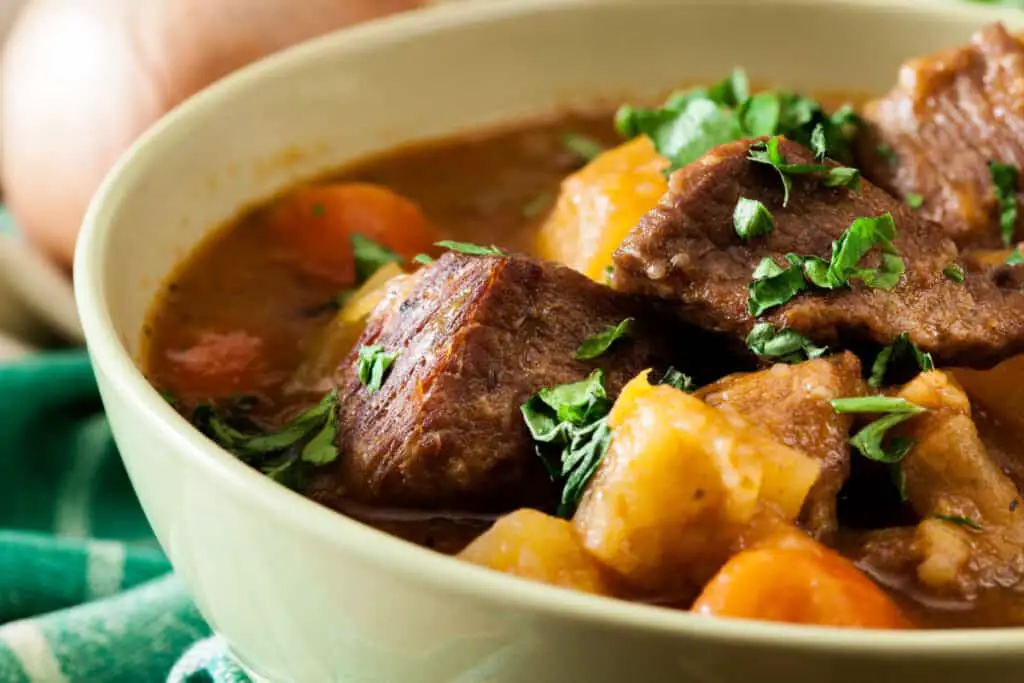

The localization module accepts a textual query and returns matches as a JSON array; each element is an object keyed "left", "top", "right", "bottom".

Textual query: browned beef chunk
[
  {"left": 856, "top": 23, "right": 1024, "bottom": 249},
  {"left": 307, "top": 252, "right": 705, "bottom": 512},
  {"left": 697, "top": 353, "right": 864, "bottom": 541},
  {"left": 613, "top": 136, "right": 1024, "bottom": 367}
]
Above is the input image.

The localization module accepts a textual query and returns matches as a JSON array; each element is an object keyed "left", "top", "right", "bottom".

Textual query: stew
[{"left": 145, "top": 23, "right": 1024, "bottom": 630}]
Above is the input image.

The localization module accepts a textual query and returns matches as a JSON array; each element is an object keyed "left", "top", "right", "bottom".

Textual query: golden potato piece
[
  {"left": 458, "top": 509, "right": 615, "bottom": 596},
  {"left": 573, "top": 372, "right": 819, "bottom": 595},
  {"left": 535, "top": 137, "right": 668, "bottom": 281}
]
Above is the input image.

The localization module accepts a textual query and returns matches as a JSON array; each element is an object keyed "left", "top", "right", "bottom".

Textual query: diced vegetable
[
  {"left": 535, "top": 137, "right": 668, "bottom": 281},
  {"left": 572, "top": 372, "right": 819, "bottom": 594},
  {"left": 458, "top": 508, "right": 617, "bottom": 596},
  {"left": 290, "top": 263, "right": 407, "bottom": 392},
  {"left": 165, "top": 330, "right": 265, "bottom": 397},
  {"left": 266, "top": 183, "right": 440, "bottom": 284},
  {"left": 692, "top": 532, "right": 908, "bottom": 628}
]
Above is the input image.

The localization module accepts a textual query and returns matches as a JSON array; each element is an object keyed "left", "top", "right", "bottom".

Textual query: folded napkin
[{"left": 0, "top": 350, "right": 249, "bottom": 680}]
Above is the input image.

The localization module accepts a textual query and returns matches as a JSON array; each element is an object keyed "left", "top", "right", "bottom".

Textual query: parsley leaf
[
  {"left": 574, "top": 318, "right": 634, "bottom": 360},
  {"left": 522, "top": 192, "right": 556, "bottom": 219},
  {"left": 804, "top": 214, "right": 904, "bottom": 291},
  {"left": 1008, "top": 248, "right": 1024, "bottom": 266},
  {"left": 192, "top": 390, "right": 340, "bottom": 487},
  {"left": 603, "top": 265, "right": 614, "bottom": 285},
  {"left": 989, "top": 160, "right": 1019, "bottom": 247},
  {"left": 651, "top": 366, "right": 695, "bottom": 393},
  {"left": 810, "top": 123, "right": 827, "bottom": 159},
  {"left": 351, "top": 234, "right": 402, "bottom": 282},
  {"left": 906, "top": 192, "right": 924, "bottom": 209},
  {"left": 562, "top": 132, "right": 606, "bottom": 164},
  {"left": 435, "top": 241, "right": 506, "bottom": 257},
  {"left": 413, "top": 253, "right": 433, "bottom": 265},
  {"left": 869, "top": 332, "right": 934, "bottom": 388},
  {"left": 706, "top": 68, "right": 750, "bottom": 108},
  {"left": 943, "top": 264, "right": 965, "bottom": 283},
  {"left": 746, "top": 322, "right": 827, "bottom": 363},
  {"left": 933, "top": 514, "right": 983, "bottom": 532},
  {"left": 877, "top": 144, "right": 898, "bottom": 167},
  {"left": 521, "top": 370, "right": 614, "bottom": 517},
  {"left": 747, "top": 137, "right": 859, "bottom": 207},
  {"left": 357, "top": 344, "right": 398, "bottom": 393},
  {"left": 748, "top": 254, "right": 807, "bottom": 316},
  {"left": 830, "top": 396, "right": 926, "bottom": 463},
  {"left": 733, "top": 197, "right": 773, "bottom": 239}
]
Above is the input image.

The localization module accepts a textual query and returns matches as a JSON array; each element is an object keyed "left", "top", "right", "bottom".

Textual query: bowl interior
[{"left": 76, "top": 0, "right": 1024, "bottom": 678}]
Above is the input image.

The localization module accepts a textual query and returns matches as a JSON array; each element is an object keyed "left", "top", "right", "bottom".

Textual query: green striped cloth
[{"left": 0, "top": 351, "right": 251, "bottom": 682}]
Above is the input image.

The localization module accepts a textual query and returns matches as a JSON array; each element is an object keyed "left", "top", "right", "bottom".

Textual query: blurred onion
[{"left": 1, "top": 0, "right": 424, "bottom": 267}]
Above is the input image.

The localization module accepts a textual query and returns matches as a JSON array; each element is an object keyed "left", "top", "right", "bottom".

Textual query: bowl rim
[{"left": 75, "top": 0, "right": 1024, "bottom": 655}]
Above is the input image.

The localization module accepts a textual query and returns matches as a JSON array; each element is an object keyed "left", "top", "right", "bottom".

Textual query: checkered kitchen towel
[{"left": 0, "top": 350, "right": 250, "bottom": 682}]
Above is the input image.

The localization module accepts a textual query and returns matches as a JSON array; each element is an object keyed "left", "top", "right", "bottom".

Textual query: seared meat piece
[
  {"left": 697, "top": 352, "right": 865, "bottom": 541},
  {"left": 308, "top": 252, "right": 705, "bottom": 511},
  {"left": 613, "top": 136, "right": 1024, "bottom": 367},
  {"left": 856, "top": 23, "right": 1024, "bottom": 249}
]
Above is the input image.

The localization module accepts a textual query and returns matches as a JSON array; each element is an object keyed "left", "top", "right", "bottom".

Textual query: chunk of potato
[
  {"left": 573, "top": 372, "right": 819, "bottom": 595},
  {"left": 535, "top": 137, "right": 668, "bottom": 281},
  {"left": 458, "top": 509, "right": 616, "bottom": 596},
  {"left": 693, "top": 531, "right": 909, "bottom": 629}
]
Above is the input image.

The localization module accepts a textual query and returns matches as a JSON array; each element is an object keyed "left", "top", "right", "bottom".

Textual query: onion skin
[{"left": 1, "top": 0, "right": 424, "bottom": 268}]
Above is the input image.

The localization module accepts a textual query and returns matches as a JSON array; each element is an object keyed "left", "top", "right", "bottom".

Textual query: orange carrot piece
[
  {"left": 166, "top": 330, "right": 266, "bottom": 398},
  {"left": 692, "top": 534, "right": 909, "bottom": 629},
  {"left": 266, "top": 183, "right": 440, "bottom": 284}
]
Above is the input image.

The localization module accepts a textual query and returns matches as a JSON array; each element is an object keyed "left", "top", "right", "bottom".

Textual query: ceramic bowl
[{"left": 74, "top": 1, "right": 1024, "bottom": 681}]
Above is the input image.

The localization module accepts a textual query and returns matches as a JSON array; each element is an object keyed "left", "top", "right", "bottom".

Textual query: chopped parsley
[
  {"left": 522, "top": 192, "right": 555, "bottom": 219},
  {"left": 413, "top": 253, "right": 434, "bottom": 265},
  {"left": 615, "top": 70, "right": 860, "bottom": 174},
  {"left": 989, "top": 160, "right": 1019, "bottom": 247},
  {"left": 943, "top": 263, "right": 965, "bottom": 283},
  {"left": 747, "top": 136, "right": 859, "bottom": 207},
  {"left": 357, "top": 344, "right": 398, "bottom": 393},
  {"left": 351, "top": 234, "right": 402, "bottom": 282},
  {"left": 733, "top": 197, "right": 774, "bottom": 239},
  {"left": 746, "top": 322, "right": 827, "bottom": 363},
  {"left": 869, "top": 332, "right": 935, "bottom": 388},
  {"left": 603, "top": 265, "right": 614, "bottom": 285},
  {"left": 1008, "top": 248, "right": 1024, "bottom": 266},
  {"left": 435, "top": 240, "right": 506, "bottom": 257},
  {"left": 561, "top": 132, "right": 606, "bottom": 164},
  {"left": 934, "top": 514, "right": 983, "bottom": 532},
  {"left": 192, "top": 390, "right": 339, "bottom": 487},
  {"left": 905, "top": 192, "right": 924, "bottom": 209},
  {"left": 747, "top": 254, "right": 807, "bottom": 316},
  {"left": 574, "top": 318, "right": 634, "bottom": 360},
  {"left": 802, "top": 214, "right": 904, "bottom": 291},
  {"left": 521, "top": 370, "right": 614, "bottom": 517},
  {"left": 876, "top": 144, "right": 898, "bottom": 166},
  {"left": 651, "top": 366, "right": 695, "bottom": 393},
  {"left": 831, "top": 395, "right": 927, "bottom": 465}
]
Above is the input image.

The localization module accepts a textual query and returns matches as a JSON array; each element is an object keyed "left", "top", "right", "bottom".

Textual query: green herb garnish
[
  {"left": 435, "top": 241, "right": 506, "bottom": 257},
  {"left": 989, "top": 160, "right": 1019, "bottom": 247},
  {"left": 351, "top": 234, "right": 402, "bottom": 282},
  {"left": 192, "top": 389, "right": 340, "bottom": 487},
  {"left": 1008, "top": 248, "right": 1024, "bottom": 265},
  {"left": 747, "top": 136, "right": 859, "bottom": 207},
  {"left": 906, "top": 192, "right": 924, "bottom": 209},
  {"left": 651, "top": 366, "right": 695, "bottom": 393},
  {"left": 746, "top": 322, "right": 827, "bottom": 363},
  {"left": 522, "top": 192, "right": 555, "bottom": 219},
  {"left": 943, "top": 264, "right": 965, "bottom": 283},
  {"left": 357, "top": 344, "right": 398, "bottom": 393},
  {"left": 747, "top": 254, "right": 807, "bottom": 316},
  {"left": 603, "top": 265, "right": 614, "bottom": 285},
  {"left": 574, "top": 318, "right": 634, "bottom": 360},
  {"left": 413, "top": 254, "right": 434, "bottom": 265},
  {"left": 830, "top": 395, "right": 926, "bottom": 464},
  {"left": 810, "top": 123, "right": 827, "bottom": 160},
  {"left": 521, "top": 370, "right": 614, "bottom": 517},
  {"left": 802, "top": 214, "right": 904, "bottom": 291},
  {"left": 869, "top": 333, "right": 934, "bottom": 388},
  {"left": 733, "top": 197, "right": 774, "bottom": 239},
  {"left": 562, "top": 132, "right": 606, "bottom": 164},
  {"left": 877, "top": 144, "right": 898, "bottom": 166},
  {"left": 934, "top": 514, "right": 983, "bottom": 532}
]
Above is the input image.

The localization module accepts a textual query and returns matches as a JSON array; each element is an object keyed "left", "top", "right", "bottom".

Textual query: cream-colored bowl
[{"left": 75, "top": 1, "right": 1024, "bottom": 681}]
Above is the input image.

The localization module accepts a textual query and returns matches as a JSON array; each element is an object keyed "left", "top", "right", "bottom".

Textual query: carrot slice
[
  {"left": 166, "top": 330, "right": 266, "bottom": 398},
  {"left": 692, "top": 533, "right": 909, "bottom": 629},
  {"left": 266, "top": 183, "right": 440, "bottom": 284}
]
